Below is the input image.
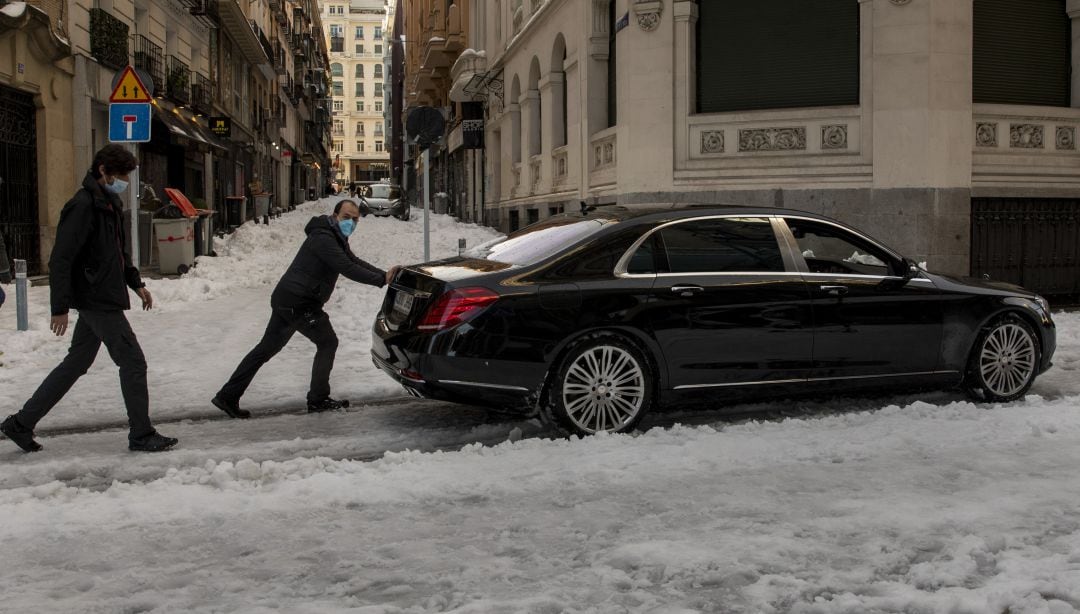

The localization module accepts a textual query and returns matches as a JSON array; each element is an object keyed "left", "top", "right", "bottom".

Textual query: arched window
[
  {"left": 551, "top": 34, "right": 568, "bottom": 148},
  {"left": 331, "top": 63, "right": 343, "bottom": 77},
  {"left": 355, "top": 64, "right": 364, "bottom": 78},
  {"left": 374, "top": 64, "right": 383, "bottom": 78}
]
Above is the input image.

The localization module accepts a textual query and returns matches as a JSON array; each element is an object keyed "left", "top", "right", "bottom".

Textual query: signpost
[{"left": 108, "top": 65, "right": 153, "bottom": 269}]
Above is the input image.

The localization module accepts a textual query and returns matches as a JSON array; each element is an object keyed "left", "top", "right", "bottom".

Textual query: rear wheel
[
  {"left": 542, "top": 333, "right": 653, "bottom": 436},
  {"left": 964, "top": 314, "right": 1040, "bottom": 403}
]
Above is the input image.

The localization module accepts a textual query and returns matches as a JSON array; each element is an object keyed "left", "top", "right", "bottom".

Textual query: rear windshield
[
  {"left": 465, "top": 218, "right": 617, "bottom": 266},
  {"left": 366, "top": 184, "right": 400, "bottom": 199}
]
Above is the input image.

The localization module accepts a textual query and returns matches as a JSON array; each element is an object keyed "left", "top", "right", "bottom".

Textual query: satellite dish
[{"left": 406, "top": 106, "right": 446, "bottom": 150}]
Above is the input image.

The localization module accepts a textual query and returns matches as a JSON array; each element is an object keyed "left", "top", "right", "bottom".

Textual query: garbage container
[
  {"left": 153, "top": 218, "right": 196, "bottom": 274},
  {"left": 225, "top": 196, "right": 246, "bottom": 229},
  {"left": 252, "top": 193, "right": 272, "bottom": 220},
  {"left": 195, "top": 211, "right": 215, "bottom": 256}
]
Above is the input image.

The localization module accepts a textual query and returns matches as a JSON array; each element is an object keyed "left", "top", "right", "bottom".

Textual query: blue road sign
[{"left": 109, "top": 103, "right": 152, "bottom": 143}]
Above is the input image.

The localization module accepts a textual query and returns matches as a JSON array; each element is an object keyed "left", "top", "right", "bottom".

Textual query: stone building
[{"left": 450, "top": 0, "right": 1080, "bottom": 297}]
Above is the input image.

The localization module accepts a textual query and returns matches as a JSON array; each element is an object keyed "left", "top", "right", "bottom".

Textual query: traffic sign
[
  {"left": 109, "top": 66, "right": 152, "bottom": 103},
  {"left": 109, "top": 103, "right": 152, "bottom": 142}
]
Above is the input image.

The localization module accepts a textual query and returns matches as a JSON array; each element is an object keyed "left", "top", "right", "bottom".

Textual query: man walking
[
  {"left": 212, "top": 199, "right": 398, "bottom": 418},
  {"left": 1, "top": 145, "right": 178, "bottom": 453}
]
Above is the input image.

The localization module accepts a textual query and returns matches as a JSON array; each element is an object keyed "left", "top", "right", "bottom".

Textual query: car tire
[
  {"left": 963, "top": 313, "right": 1040, "bottom": 403},
  {"left": 541, "top": 332, "right": 654, "bottom": 436}
]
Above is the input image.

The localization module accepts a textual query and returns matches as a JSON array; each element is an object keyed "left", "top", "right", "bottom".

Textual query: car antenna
[{"left": 579, "top": 200, "right": 596, "bottom": 215}]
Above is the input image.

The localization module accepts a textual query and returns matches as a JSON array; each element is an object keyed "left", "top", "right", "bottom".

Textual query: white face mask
[{"left": 105, "top": 177, "right": 129, "bottom": 194}]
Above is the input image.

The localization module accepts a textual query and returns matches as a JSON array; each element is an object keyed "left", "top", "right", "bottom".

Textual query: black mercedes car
[{"left": 372, "top": 206, "right": 1056, "bottom": 436}]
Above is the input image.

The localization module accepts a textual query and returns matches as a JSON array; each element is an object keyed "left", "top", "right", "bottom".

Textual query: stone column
[
  {"left": 505, "top": 102, "right": 521, "bottom": 198},
  {"left": 869, "top": 0, "right": 972, "bottom": 274},
  {"left": 563, "top": 52, "right": 581, "bottom": 186},
  {"left": 1069, "top": 0, "right": 1080, "bottom": 108},
  {"left": 539, "top": 72, "right": 563, "bottom": 193},
  {"left": 522, "top": 89, "right": 540, "bottom": 188},
  {"left": 672, "top": 0, "right": 698, "bottom": 169}
]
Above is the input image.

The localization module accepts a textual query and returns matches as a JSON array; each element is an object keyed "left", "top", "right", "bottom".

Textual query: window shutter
[
  {"left": 696, "top": 0, "right": 860, "bottom": 114},
  {"left": 973, "top": 0, "right": 1070, "bottom": 107}
]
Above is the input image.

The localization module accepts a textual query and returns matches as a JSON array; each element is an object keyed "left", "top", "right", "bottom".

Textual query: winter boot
[
  {"left": 212, "top": 395, "right": 251, "bottom": 419},
  {"left": 129, "top": 430, "right": 179, "bottom": 452},
  {"left": 307, "top": 397, "right": 350, "bottom": 413},
  {"left": 1, "top": 415, "right": 42, "bottom": 452}
]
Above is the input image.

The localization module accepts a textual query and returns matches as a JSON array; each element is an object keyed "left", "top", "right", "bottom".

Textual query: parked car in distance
[
  {"left": 371, "top": 205, "right": 1056, "bottom": 437},
  {"left": 358, "top": 182, "right": 409, "bottom": 221}
]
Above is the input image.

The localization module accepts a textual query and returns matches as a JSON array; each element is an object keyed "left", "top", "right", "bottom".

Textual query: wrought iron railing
[
  {"left": 191, "top": 72, "right": 213, "bottom": 115},
  {"left": 132, "top": 35, "right": 164, "bottom": 92},
  {"left": 166, "top": 55, "right": 191, "bottom": 105},
  {"left": 89, "top": 8, "right": 128, "bottom": 70}
]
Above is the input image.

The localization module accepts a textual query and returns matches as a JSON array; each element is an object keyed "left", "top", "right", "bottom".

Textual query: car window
[
  {"left": 658, "top": 217, "right": 784, "bottom": 273},
  {"left": 464, "top": 218, "right": 618, "bottom": 266},
  {"left": 784, "top": 219, "right": 893, "bottom": 276},
  {"left": 367, "top": 184, "right": 400, "bottom": 199},
  {"left": 626, "top": 234, "right": 663, "bottom": 274}
]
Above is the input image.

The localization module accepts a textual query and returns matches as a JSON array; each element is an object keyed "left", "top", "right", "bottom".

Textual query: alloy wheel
[
  {"left": 978, "top": 323, "right": 1036, "bottom": 398},
  {"left": 561, "top": 345, "right": 646, "bottom": 433}
]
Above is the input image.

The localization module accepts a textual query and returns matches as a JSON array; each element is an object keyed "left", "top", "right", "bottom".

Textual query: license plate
[{"left": 392, "top": 291, "right": 414, "bottom": 315}]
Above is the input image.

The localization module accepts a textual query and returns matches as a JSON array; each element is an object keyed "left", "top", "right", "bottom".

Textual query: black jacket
[
  {"left": 271, "top": 215, "right": 386, "bottom": 311},
  {"left": 49, "top": 172, "right": 144, "bottom": 316}
]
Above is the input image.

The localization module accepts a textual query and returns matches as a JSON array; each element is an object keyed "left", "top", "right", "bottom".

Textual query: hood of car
[{"left": 928, "top": 272, "right": 1036, "bottom": 298}]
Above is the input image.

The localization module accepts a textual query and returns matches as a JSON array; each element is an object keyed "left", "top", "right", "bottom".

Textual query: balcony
[
  {"left": 89, "top": 8, "right": 128, "bottom": 70},
  {"left": 132, "top": 35, "right": 164, "bottom": 92},
  {"left": 191, "top": 72, "right": 213, "bottom": 115},
  {"left": 330, "top": 36, "right": 344, "bottom": 53},
  {"left": 166, "top": 56, "right": 191, "bottom": 106},
  {"left": 207, "top": 0, "right": 270, "bottom": 67},
  {"left": 273, "top": 43, "right": 287, "bottom": 75},
  {"left": 291, "top": 32, "right": 307, "bottom": 57},
  {"left": 332, "top": 126, "right": 344, "bottom": 136}
]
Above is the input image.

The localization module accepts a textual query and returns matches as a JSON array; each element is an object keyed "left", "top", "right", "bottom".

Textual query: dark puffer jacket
[
  {"left": 49, "top": 172, "right": 145, "bottom": 316},
  {"left": 270, "top": 215, "right": 386, "bottom": 312}
]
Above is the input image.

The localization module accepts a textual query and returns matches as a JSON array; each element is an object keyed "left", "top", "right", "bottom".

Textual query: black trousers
[
  {"left": 217, "top": 307, "right": 338, "bottom": 404},
  {"left": 18, "top": 309, "right": 154, "bottom": 438}
]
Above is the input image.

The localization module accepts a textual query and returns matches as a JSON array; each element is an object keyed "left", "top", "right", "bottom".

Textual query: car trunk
[{"left": 380, "top": 257, "right": 513, "bottom": 332}]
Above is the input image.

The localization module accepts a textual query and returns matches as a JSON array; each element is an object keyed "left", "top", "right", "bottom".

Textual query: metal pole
[
  {"left": 15, "top": 259, "right": 28, "bottom": 332},
  {"left": 423, "top": 147, "right": 430, "bottom": 261},
  {"left": 128, "top": 143, "right": 140, "bottom": 268},
  {"left": 458, "top": 238, "right": 466, "bottom": 256}
]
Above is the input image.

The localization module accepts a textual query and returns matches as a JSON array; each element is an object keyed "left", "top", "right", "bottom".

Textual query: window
[
  {"left": 375, "top": 140, "right": 384, "bottom": 152},
  {"left": 374, "top": 101, "right": 383, "bottom": 112},
  {"left": 696, "top": 1, "right": 859, "bottom": 113},
  {"left": 333, "top": 141, "right": 344, "bottom": 152},
  {"left": 355, "top": 44, "right": 362, "bottom": 54},
  {"left": 330, "top": 24, "right": 343, "bottom": 37},
  {"left": 374, "top": 124, "right": 383, "bottom": 136},
  {"left": 356, "top": 140, "right": 363, "bottom": 150},
  {"left": 974, "top": 0, "right": 1071, "bottom": 106},
  {"left": 355, "top": 64, "right": 364, "bottom": 78},
  {"left": 375, "top": 83, "right": 383, "bottom": 97},
  {"left": 374, "top": 26, "right": 382, "bottom": 39},
  {"left": 333, "top": 120, "right": 344, "bottom": 135},
  {"left": 332, "top": 81, "right": 343, "bottom": 96},
  {"left": 784, "top": 219, "right": 893, "bottom": 276},
  {"left": 374, "top": 64, "right": 383, "bottom": 78},
  {"left": 355, "top": 26, "right": 364, "bottom": 39},
  {"left": 331, "top": 63, "right": 343, "bottom": 77},
  {"left": 331, "top": 37, "right": 344, "bottom": 52},
  {"left": 375, "top": 44, "right": 382, "bottom": 54},
  {"left": 355, "top": 82, "right": 364, "bottom": 97},
  {"left": 333, "top": 100, "right": 343, "bottom": 111},
  {"left": 356, "top": 122, "right": 364, "bottom": 135},
  {"left": 356, "top": 100, "right": 364, "bottom": 111},
  {"left": 659, "top": 218, "right": 784, "bottom": 273}
]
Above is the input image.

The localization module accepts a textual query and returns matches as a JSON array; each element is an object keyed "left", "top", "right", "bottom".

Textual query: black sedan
[{"left": 371, "top": 206, "right": 1056, "bottom": 436}]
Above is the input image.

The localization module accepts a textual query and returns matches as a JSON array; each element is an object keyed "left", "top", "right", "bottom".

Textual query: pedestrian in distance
[
  {"left": 1, "top": 145, "right": 178, "bottom": 453},
  {"left": 212, "top": 199, "right": 400, "bottom": 418},
  {"left": 0, "top": 229, "right": 11, "bottom": 310}
]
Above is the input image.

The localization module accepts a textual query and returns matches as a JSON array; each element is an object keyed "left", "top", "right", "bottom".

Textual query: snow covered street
[{"left": 2, "top": 199, "right": 1080, "bottom": 613}]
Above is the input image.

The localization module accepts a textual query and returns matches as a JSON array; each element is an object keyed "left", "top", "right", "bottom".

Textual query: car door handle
[
  {"left": 820, "top": 285, "right": 849, "bottom": 296},
  {"left": 670, "top": 285, "right": 704, "bottom": 297}
]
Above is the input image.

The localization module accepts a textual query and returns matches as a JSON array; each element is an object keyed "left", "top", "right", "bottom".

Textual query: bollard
[
  {"left": 458, "top": 238, "right": 466, "bottom": 256},
  {"left": 15, "top": 259, "right": 28, "bottom": 332}
]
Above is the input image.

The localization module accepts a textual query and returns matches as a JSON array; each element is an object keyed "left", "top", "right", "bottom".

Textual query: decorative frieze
[
  {"left": 634, "top": 0, "right": 663, "bottom": 32},
  {"left": 738, "top": 127, "right": 806, "bottom": 152},
  {"left": 593, "top": 135, "right": 616, "bottom": 170},
  {"left": 1010, "top": 124, "right": 1044, "bottom": 149},
  {"left": 1056, "top": 126, "right": 1076, "bottom": 151},
  {"left": 700, "top": 130, "right": 724, "bottom": 154},
  {"left": 975, "top": 123, "right": 997, "bottom": 148},
  {"left": 820, "top": 125, "right": 848, "bottom": 150}
]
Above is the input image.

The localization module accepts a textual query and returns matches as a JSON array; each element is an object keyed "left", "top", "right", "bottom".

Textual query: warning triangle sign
[{"left": 109, "top": 66, "right": 152, "bottom": 103}]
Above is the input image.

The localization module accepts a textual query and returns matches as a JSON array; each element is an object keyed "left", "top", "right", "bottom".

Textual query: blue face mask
[
  {"left": 105, "top": 178, "right": 129, "bottom": 194},
  {"left": 338, "top": 218, "right": 356, "bottom": 237}
]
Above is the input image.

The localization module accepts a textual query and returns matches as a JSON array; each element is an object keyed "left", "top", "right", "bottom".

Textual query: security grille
[{"left": 0, "top": 86, "right": 39, "bottom": 274}]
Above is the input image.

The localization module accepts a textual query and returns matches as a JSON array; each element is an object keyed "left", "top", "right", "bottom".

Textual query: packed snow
[{"left": 1, "top": 197, "right": 1079, "bottom": 613}]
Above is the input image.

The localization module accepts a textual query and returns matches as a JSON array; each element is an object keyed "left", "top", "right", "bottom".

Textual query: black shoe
[
  {"left": 1, "top": 415, "right": 42, "bottom": 453},
  {"left": 307, "top": 397, "right": 350, "bottom": 413},
  {"left": 129, "top": 430, "right": 178, "bottom": 452},
  {"left": 212, "top": 395, "right": 251, "bottom": 419}
]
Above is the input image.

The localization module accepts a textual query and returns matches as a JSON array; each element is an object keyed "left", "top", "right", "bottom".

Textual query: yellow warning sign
[{"left": 109, "top": 66, "right": 152, "bottom": 103}]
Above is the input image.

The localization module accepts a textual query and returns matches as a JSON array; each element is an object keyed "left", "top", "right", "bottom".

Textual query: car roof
[{"left": 561, "top": 203, "right": 844, "bottom": 225}]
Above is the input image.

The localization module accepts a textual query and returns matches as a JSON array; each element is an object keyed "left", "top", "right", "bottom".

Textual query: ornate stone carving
[
  {"left": 1056, "top": 126, "right": 1076, "bottom": 151},
  {"left": 820, "top": 125, "right": 848, "bottom": 150},
  {"left": 975, "top": 123, "right": 997, "bottom": 148},
  {"left": 700, "top": 130, "right": 724, "bottom": 154},
  {"left": 738, "top": 127, "right": 806, "bottom": 152},
  {"left": 634, "top": 0, "right": 663, "bottom": 32},
  {"left": 1010, "top": 124, "right": 1044, "bottom": 149},
  {"left": 889, "top": 0, "right": 912, "bottom": 5}
]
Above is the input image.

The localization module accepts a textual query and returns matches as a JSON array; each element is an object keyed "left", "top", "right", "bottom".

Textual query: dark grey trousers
[
  {"left": 18, "top": 309, "right": 154, "bottom": 438},
  {"left": 217, "top": 307, "right": 338, "bottom": 404}
]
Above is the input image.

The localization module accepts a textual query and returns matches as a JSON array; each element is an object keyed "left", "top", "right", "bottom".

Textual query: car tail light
[{"left": 417, "top": 287, "right": 499, "bottom": 331}]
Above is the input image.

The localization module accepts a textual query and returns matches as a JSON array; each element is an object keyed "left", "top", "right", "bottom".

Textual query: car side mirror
[{"left": 901, "top": 258, "right": 920, "bottom": 280}]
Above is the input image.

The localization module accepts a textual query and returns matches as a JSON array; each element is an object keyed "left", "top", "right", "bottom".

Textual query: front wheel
[
  {"left": 964, "top": 314, "right": 1040, "bottom": 403},
  {"left": 542, "top": 334, "right": 654, "bottom": 436}
]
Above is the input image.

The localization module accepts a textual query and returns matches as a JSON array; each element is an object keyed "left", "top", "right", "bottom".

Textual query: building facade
[
  {"left": 324, "top": 0, "right": 391, "bottom": 184},
  {"left": 448, "top": 0, "right": 1080, "bottom": 297}
]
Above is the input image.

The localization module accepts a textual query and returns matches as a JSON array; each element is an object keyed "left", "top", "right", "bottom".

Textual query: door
[
  {"left": 641, "top": 216, "right": 814, "bottom": 389},
  {"left": 0, "top": 86, "right": 39, "bottom": 274},
  {"left": 779, "top": 217, "right": 944, "bottom": 380}
]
